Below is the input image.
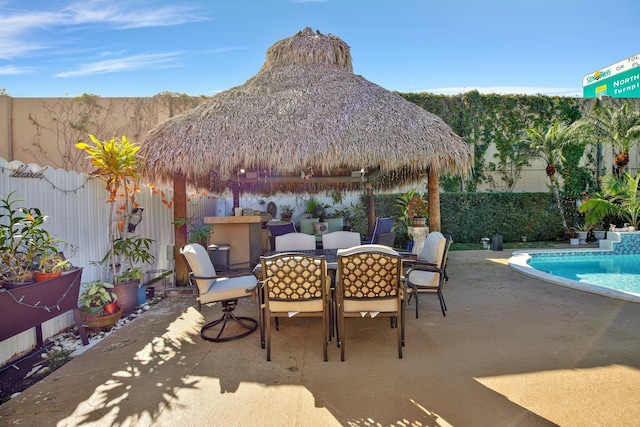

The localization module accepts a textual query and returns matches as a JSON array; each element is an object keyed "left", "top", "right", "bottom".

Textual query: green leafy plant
[
  {"left": 79, "top": 281, "right": 117, "bottom": 308},
  {"left": 0, "top": 191, "right": 60, "bottom": 282},
  {"left": 579, "top": 172, "right": 640, "bottom": 229},
  {"left": 36, "top": 250, "right": 72, "bottom": 273},
  {"left": 76, "top": 135, "right": 154, "bottom": 283},
  {"left": 172, "top": 216, "right": 214, "bottom": 246}
]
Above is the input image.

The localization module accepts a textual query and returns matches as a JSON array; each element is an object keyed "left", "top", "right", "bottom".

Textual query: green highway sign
[{"left": 583, "top": 53, "right": 640, "bottom": 98}]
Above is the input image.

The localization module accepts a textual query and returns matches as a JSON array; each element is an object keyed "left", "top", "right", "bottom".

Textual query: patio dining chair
[
  {"left": 180, "top": 243, "right": 258, "bottom": 342},
  {"left": 404, "top": 232, "right": 452, "bottom": 318},
  {"left": 321, "top": 231, "right": 361, "bottom": 250},
  {"left": 259, "top": 253, "right": 331, "bottom": 361},
  {"left": 336, "top": 244, "right": 406, "bottom": 360},
  {"left": 275, "top": 232, "right": 316, "bottom": 251},
  {"left": 267, "top": 222, "right": 297, "bottom": 251}
]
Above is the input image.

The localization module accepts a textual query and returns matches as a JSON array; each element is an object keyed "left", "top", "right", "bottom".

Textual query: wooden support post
[
  {"left": 427, "top": 168, "right": 441, "bottom": 232},
  {"left": 174, "top": 172, "right": 189, "bottom": 286},
  {"left": 366, "top": 183, "right": 375, "bottom": 238}
]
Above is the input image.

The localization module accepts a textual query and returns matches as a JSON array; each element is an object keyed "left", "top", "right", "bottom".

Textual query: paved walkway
[{"left": 1, "top": 249, "right": 639, "bottom": 426}]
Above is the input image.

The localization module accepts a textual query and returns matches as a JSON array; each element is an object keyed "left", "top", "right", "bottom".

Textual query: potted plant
[
  {"left": 79, "top": 281, "right": 117, "bottom": 314},
  {"left": 0, "top": 191, "right": 61, "bottom": 287},
  {"left": 573, "top": 223, "right": 592, "bottom": 244},
  {"left": 79, "top": 281, "right": 121, "bottom": 330},
  {"left": 279, "top": 205, "right": 294, "bottom": 221},
  {"left": 34, "top": 249, "right": 72, "bottom": 282},
  {"left": 566, "top": 230, "right": 580, "bottom": 245},
  {"left": 76, "top": 134, "right": 155, "bottom": 316}
]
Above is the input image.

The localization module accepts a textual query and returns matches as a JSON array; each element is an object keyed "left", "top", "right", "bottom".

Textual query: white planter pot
[
  {"left": 593, "top": 230, "right": 606, "bottom": 240},
  {"left": 570, "top": 238, "right": 580, "bottom": 245},
  {"left": 577, "top": 231, "right": 588, "bottom": 244}
]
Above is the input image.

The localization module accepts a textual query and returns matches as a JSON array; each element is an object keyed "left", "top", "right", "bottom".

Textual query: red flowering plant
[{"left": 394, "top": 189, "right": 428, "bottom": 233}]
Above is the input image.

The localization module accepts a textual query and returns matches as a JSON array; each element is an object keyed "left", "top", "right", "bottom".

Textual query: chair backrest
[
  {"left": 418, "top": 231, "right": 447, "bottom": 266},
  {"left": 180, "top": 243, "right": 217, "bottom": 295},
  {"left": 375, "top": 231, "right": 396, "bottom": 248},
  {"left": 337, "top": 244, "right": 403, "bottom": 301},
  {"left": 322, "top": 231, "right": 361, "bottom": 250},
  {"left": 371, "top": 217, "right": 394, "bottom": 243},
  {"left": 275, "top": 232, "right": 316, "bottom": 251},
  {"left": 267, "top": 222, "right": 297, "bottom": 250},
  {"left": 260, "top": 253, "right": 327, "bottom": 305}
]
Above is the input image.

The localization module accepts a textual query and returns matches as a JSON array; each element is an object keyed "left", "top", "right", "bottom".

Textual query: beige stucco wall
[{"left": 0, "top": 94, "right": 205, "bottom": 172}]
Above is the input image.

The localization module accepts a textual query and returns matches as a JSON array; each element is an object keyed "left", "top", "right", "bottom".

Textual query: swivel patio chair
[
  {"left": 180, "top": 243, "right": 258, "bottom": 342},
  {"left": 275, "top": 232, "right": 316, "bottom": 251},
  {"left": 404, "top": 232, "right": 452, "bottom": 318},
  {"left": 259, "top": 253, "right": 331, "bottom": 361},
  {"left": 336, "top": 244, "right": 406, "bottom": 360}
]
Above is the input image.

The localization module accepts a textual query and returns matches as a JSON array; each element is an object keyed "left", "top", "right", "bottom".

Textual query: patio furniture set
[{"left": 180, "top": 228, "right": 452, "bottom": 362}]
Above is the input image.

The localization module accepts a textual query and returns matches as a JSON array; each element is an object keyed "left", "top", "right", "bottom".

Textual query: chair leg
[
  {"left": 414, "top": 291, "right": 420, "bottom": 319},
  {"left": 200, "top": 300, "right": 258, "bottom": 343},
  {"left": 438, "top": 292, "right": 447, "bottom": 317},
  {"left": 266, "top": 314, "right": 272, "bottom": 361}
]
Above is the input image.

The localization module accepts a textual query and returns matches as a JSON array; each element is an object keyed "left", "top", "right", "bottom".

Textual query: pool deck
[{"left": 1, "top": 248, "right": 639, "bottom": 426}]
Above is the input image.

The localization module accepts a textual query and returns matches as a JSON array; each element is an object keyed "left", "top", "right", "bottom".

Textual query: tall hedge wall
[{"left": 372, "top": 192, "right": 566, "bottom": 244}]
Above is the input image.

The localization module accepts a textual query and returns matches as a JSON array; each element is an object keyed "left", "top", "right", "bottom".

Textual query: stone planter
[
  {"left": 570, "top": 238, "right": 580, "bottom": 245},
  {"left": 593, "top": 230, "right": 606, "bottom": 240}
]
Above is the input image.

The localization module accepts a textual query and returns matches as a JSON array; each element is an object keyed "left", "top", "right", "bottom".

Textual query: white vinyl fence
[{"left": 0, "top": 158, "right": 219, "bottom": 365}]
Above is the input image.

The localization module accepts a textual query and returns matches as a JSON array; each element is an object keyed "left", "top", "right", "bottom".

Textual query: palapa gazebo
[{"left": 140, "top": 27, "right": 472, "bottom": 281}]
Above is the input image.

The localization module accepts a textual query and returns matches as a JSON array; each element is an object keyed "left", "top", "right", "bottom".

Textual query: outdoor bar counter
[{"left": 204, "top": 215, "right": 271, "bottom": 269}]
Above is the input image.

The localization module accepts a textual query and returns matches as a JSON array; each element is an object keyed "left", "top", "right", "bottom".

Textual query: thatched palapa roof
[{"left": 140, "top": 27, "right": 472, "bottom": 194}]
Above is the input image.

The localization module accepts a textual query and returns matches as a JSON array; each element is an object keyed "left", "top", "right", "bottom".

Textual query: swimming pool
[{"left": 508, "top": 249, "right": 640, "bottom": 303}]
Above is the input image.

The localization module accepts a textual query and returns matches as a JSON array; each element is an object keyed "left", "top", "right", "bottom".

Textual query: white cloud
[
  {"left": 55, "top": 52, "right": 180, "bottom": 77},
  {"left": 64, "top": 0, "right": 209, "bottom": 29},
  {"left": 0, "top": 2, "right": 209, "bottom": 59},
  {"left": 0, "top": 65, "right": 35, "bottom": 75},
  {"left": 424, "top": 86, "right": 582, "bottom": 97}
]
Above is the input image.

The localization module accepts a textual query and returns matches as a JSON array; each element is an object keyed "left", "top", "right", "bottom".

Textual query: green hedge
[{"left": 369, "top": 192, "right": 566, "bottom": 245}]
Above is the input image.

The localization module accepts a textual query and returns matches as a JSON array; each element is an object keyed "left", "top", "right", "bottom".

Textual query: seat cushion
[
  {"left": 407, "top": 270, "right": 439, "bottom": 288},
  {"left": 199, "top": 274, "right": 257, "bottom": 304},
  {"left": 268, "top": 299, "right": 324, "bottom": 313},
  {"left": 343, "top": 298, "right": 399, "bottom": 313}
]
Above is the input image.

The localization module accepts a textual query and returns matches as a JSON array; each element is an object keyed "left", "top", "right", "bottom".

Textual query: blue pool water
[{"left": 527, "top": 253, "right": 640, "bottom": 296}]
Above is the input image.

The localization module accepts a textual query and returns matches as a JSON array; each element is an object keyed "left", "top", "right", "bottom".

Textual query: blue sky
[{"left": 1, "top": 0, "right": 638, "bottom": 98}]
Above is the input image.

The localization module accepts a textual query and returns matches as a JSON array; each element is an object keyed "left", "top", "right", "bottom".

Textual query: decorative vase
[{"left": 412, "top": 217, "right": 426, "bottom": 227}]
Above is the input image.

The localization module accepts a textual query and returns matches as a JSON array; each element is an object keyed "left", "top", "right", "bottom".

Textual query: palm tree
[
  {"left": 525, "top": 122, "right": 583, "bottom": 231},
  {"left": 582, "top": 102, "right": 640, "bottom": 175},
  {"left": 579, "top": 172, "right": 640, "bottom": 229}
]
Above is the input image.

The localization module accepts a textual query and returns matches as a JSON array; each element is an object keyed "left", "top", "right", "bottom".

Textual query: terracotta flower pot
[
  {"left": 34, "top": 271, "right": 62, "bottom": 283},
  {"left": 104, "top": 302, "right": 119, "bottom": 314}
]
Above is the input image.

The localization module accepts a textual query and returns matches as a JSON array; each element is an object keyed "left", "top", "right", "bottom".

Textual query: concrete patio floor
[{"left": 1, "top": 249, "right": 639, "bottom": 426}]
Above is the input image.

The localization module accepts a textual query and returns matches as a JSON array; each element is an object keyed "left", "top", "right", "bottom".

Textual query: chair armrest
[
  {"left": 405, "top": 259, "right": 442, "bottom": 276},
  {"left": 403, "top": 259, "right": 437, "bottom": 268}
]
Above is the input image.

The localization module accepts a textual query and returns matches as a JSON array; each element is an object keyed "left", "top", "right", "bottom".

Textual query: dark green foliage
[{"left": 439, "top": 192, "right": 565, "bottom": 243}]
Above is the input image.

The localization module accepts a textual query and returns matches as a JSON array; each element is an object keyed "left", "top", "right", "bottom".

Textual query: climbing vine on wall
[{"left": 398, "top": 90, "right": 584, "bottom": 192}]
